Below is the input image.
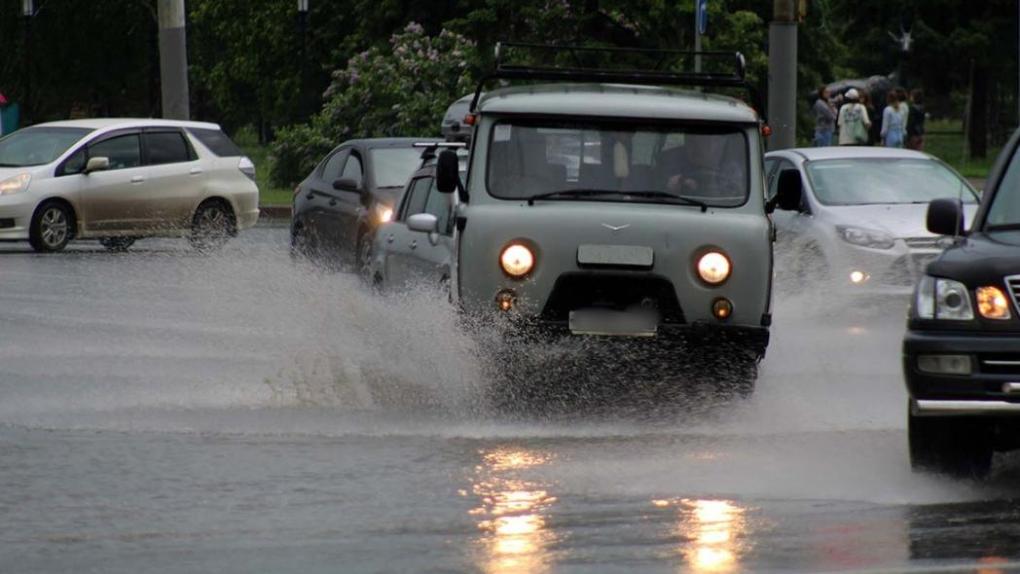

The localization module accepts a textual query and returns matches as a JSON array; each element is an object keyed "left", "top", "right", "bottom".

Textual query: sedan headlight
[
  {"left": 374, "top": 204, "right": 393, "bottom": 224},
  {"left": 0, "top": 173, "right": 31, "bottom": 195},
  {"left": 914, "top": 275, "right": 974, "bottom": 320},
  {"left": 697, "top": 251, "right": 731, "bottom": 285},
  {"left": 837, "top": 225, "right": 895, "bottom": 250}
]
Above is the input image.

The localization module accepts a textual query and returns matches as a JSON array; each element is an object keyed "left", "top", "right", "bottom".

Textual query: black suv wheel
[{"left": 908, "top": 405, "right": 993, "bottom": 479}]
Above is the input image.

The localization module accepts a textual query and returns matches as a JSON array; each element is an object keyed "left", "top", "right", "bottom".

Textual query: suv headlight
[
  {"left": 837, "top": 225, "right": 895, "bottom": 250},
  {"left": 914, "top": 275, "right": 974, "bottom": 320},
  {"left": 0, "top": 173, "right": 31, "bottom": 195}
]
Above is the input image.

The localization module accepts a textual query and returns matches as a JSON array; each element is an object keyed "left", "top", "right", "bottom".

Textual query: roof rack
[
  {"left": 413, "top": 141, "right": 467, "bottom": 165},
  {"left": 469, "top": 42, "right": 764, "bottom": 120}
]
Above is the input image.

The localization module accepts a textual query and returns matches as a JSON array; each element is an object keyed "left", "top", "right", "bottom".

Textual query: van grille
[{"left": 540, "top": 272, "right": 685, "bottom": 323}]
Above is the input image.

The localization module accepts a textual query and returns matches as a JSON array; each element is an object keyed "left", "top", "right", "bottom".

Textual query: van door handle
[
  {"left": 130, "top": 176, "right": 145, "bottom": 184},
  {"left": 189, "top": 167, "right": 203, "bottom": 175},
  {"left": 409, "top": 240, "right": 418, "bottom": 250}
]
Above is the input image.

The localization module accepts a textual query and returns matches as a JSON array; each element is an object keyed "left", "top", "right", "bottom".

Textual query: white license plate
[
  {"left": 577, "top": 245, "right": 654, "bottom": 268},
  {"left": 568, "top": 309, "right": 658, "bottom": 337}
]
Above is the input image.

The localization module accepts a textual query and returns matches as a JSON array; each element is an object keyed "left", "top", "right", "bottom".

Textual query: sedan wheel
[
  {"left": 190, "top": 202, "right": 233, "bottom": 251},
  {"left": 29, "top": 202, "right": 73, "bottom": 252}
]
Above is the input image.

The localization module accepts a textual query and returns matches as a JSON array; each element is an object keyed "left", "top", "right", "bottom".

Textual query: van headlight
[
  {"left": 500, "top": 243, "right": 535, "bottom": 278},
  {"left": 696, "top": 251, "right": 731, "bottom": 285},
  {"left": 837, "top": 225, "right": 895, "bottom": 250},
  {"left": 0, "top": 173, "right": 31, "bottom": 195},
  {"left": 914, "top": 275, "right": 974, "bottom": 320}
]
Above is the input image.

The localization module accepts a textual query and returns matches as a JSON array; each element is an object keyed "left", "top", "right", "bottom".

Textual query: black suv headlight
[{"left": 914, "top": 275, "right": 974, "bottom": 320}]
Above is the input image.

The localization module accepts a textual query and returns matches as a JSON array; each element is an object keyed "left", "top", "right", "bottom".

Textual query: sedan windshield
[
  {"left": 0, "top": 127, "right": 92, "bottom": 167},
  {"left": 804, "top": 158, "right": 978, "bottom": 206},
  {"left": 369, "top": 147, "right": 429, "bottom": 188},
  {"left": 486, "top": 120, "right": 749, "bottom": 207}
]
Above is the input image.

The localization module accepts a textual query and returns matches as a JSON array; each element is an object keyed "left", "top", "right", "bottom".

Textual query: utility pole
[
  {"left": 157, "top": 0, "right": 189, "bottom": 120},
  {"left": 22, "top": 0, "right": 33, "bottom": 125},
  {"left": 767, "top": 0, "right": 797, "bottom": 150}
]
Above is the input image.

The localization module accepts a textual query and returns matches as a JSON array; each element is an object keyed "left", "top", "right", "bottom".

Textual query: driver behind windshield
[{"left": 660, "top": 133, "right": 745, "bottom": 199}]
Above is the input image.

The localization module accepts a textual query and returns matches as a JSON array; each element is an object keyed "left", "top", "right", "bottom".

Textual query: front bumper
[
  {"left": 830, "top": 244, "right": 940, "bottom": 294},
  {"left": 903, "top": 329, "right": 1020, "bottom": 415},
  {"left": 0, "top": 192, "right": 40, "bottom": 240}
]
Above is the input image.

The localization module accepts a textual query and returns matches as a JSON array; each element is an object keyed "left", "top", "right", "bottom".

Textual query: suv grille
[
  {"left": 979, "top": 354, "right": 1020, "bottom": 376},
  {"left": 1007, "top": 275, "right": 1020, "bottom": 313},
  {"left": 540, "top": 272, "right": 685, "bottom": 323}
]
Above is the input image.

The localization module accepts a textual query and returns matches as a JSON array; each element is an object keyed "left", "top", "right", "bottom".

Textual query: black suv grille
[
  {"left": 540, "top": 272, "right": 685, "bottom": 323},
  {"left": 979, "top": 354, "right": 1020, "bottom": 376},
  {"left": 1007, "top": 275, "right": 1020, "bottom": 314}
]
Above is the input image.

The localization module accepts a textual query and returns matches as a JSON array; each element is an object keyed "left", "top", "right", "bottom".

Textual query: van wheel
[
  {"left": 908, "top": 406, "right": 993, "bottom": 479},
  {"left": 190, "top": 201, "right": 234, "bottom": 251},
  {"left": 29, "top": 201, "right": 73, "bottom": 252},
  {"left": 100, "top": 237, "right": 136, "bottom": 252}
]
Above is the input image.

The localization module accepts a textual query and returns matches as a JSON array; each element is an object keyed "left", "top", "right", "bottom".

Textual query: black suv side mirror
[
  {"left": 768, "top": 169, "right": 803, "bottom": 213},
  {"left": 333, "top": 177, "right": 360, "bottom": 193},
  {"left": 927, "top": 198, "right": 965, "bottom": 236},
  {"left": 435, "top": 150, "right": 460, "bottom": 194}
]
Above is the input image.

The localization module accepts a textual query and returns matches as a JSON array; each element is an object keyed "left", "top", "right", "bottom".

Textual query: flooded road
[{"left": 3, "top": 227, "right": 1020, "bottom": 573}]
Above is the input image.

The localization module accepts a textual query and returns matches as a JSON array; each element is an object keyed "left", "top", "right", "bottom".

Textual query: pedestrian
[
  {"left": 906, "top": 89, "right": 926, "bottom": 151},
  {"left": 837, "top": 88, "right": 871, "bottom": 146},
  {"left": 880, "top": 90, "right": 909, "bottom": 148},
  {"left": 812, "top": 86, "right": 837, "bottom": 147}
]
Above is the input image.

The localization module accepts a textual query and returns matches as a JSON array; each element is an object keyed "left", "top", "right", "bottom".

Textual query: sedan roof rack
[{"left": 470, "top": 42, "right": 764, "bottom": 120}]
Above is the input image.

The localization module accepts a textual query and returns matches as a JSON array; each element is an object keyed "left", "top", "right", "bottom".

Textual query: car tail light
[{"left": 238, "top": 157, "right": 257, "bottom": 182}]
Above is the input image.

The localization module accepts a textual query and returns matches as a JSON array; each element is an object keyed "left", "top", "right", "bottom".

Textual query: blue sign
[{"left": 696, "top": 0, "right": 708, "bottom": 35}]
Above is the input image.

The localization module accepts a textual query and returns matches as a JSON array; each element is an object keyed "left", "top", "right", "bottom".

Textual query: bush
[{"left": 271, "top": 23, "right": 477, "bottom": 186}]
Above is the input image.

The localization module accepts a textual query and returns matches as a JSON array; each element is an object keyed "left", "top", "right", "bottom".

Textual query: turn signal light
[
  {"left": 495, "top": 289, "right": 516, "bottom": 312},
  {"left": 712, "top": 298, "right": 733, "bottom": 320},
  {"left": 977, "top": 286, "right": 1012, "bottom": 320}
]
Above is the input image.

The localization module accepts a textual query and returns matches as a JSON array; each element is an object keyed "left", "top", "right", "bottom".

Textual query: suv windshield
[
  {"left": 985, "top": 146, "right": 1020, "bottom": 230},
  {"left": 486, "top": 120, "right": 749, "bottom": 207},
  {"left": 370, "top": 147, "right": 430, "bottom": 188},
  {"left": 0, "top": 127, "right": 92, "bottom": 167},
  {"left": 805, "top": 158, "right": 978, "bottom": 206}
]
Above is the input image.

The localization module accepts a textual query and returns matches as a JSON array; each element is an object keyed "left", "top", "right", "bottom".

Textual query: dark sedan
[
  {"left": 903, "top": 127, "right": 1020, "bottom": 478},
  {"left": 291, "top": 137, "right": 439, "bottom": 269}
]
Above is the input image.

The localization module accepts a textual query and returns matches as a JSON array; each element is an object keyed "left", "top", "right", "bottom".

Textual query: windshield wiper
[{"left": 526, "top": 188, "right": 710, "bottom": 212}]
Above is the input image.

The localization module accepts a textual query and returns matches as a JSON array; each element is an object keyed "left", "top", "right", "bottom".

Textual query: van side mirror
[
  {"left": 927, "top": 198, "right": 965, "bottom": 236},
  {"left": 768, "top": 169, "right": 803, "bottom": 213},
  {"left": 407, "top": 213, "right": 438, "bottom": 233},
  {"left": 435, "top": 150, "right": 460, "bottom": 194},
  {"left": 84, "top": 156, "right": 110, "bottom": 174}
]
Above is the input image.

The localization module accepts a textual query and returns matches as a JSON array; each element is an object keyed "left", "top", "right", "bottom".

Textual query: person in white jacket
[{"left": 837, "top": 88, "right": 871, "bottom": 146}]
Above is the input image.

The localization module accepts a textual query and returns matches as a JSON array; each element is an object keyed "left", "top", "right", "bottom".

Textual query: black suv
[
  {"left": 904, "top": 128, "right": 1020, "bottom": 478},
  {"left": 291, "top": 137, "right": 439, "bottom": 269}
]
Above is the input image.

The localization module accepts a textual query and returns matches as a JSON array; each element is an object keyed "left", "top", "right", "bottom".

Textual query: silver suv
[{"left": 388, "top": 45, "right": 797, "bottom": 390}]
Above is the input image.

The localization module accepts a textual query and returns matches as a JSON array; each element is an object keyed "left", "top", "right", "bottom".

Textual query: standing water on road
[{"left": 3, "top": 228, "right": 1020, "bottom": 573}]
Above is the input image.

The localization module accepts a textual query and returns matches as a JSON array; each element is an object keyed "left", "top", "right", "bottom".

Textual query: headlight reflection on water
[
  {"left": 653, "top": 498, "right": 748, "bottom": 573},
  {"left": 467, "top": 448, "right": 557, "bottom": 574}
]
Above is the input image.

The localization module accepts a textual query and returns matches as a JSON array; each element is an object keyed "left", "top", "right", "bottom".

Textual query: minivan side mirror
[
  {"left": 768, "top": 169, "right": 803, "bottom": 213},
  {"left": 84, "top": 156, "right": 110, "bottom": 174},
  {"left": 927, "top": 198, "right": 965, "bottom": 236},
  {"left": 333, "top": 177, "right": 361, "bottom": 192},
  {"left": 435, "top": 150, "right": 460, "bottom": 194},
  {"left": 407, "top": 212, "right": 438, "bottom": 233}
]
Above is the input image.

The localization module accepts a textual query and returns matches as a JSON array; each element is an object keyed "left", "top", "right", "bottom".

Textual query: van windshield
[
  {"left": 485, "top": 120, "right": 749, "bottom": 207},
  {"left": 0, "top": 127, "right": 92, "bottom": 167}
]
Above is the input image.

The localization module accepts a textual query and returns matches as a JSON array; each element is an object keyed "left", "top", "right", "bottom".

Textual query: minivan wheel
[
  {"left": 908, "top": 406, "right": 993, "bottom": 479},
  {"left": 29, "top": 201, "right": 73, "bottom": 252},
  {"left": 190, "top": 201, "right": 234, "bottom": 251},
  {"left": 100, "top": 237, "right": 136, "bottom": 252}
]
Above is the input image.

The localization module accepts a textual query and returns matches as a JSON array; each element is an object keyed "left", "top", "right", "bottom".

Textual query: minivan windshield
[
  {"left": 486, "top": 120, "right": 749, "bottom": 207},
  {"left": 369, "top": 147, "right": 430, "bottom": 188},
  {"left": 804, "top": 158, "right": 978, "bottom": 206},
  {"left": 0, "top": 127, "right": 92, "bottom": 167}
]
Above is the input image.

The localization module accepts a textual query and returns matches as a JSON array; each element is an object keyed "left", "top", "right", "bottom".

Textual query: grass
[
  {"left": 233, "top": 127, "right": 294, "bottom": 206},
  {"left": 923, "top": 119, "right": 999, "bottom": 180}
]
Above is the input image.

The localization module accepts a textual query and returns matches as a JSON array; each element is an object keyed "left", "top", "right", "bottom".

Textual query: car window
[
  {"left": 89, "top": 134, "right": 142, "bottom": 170},
  {"left": 423, "top": 180, "right": 452, "bottom": 235},
  {"left": 341, "top": 153, "right": 363, "bottom": 187},
  {"left": 369, "top": 147, "right": 427, "bottom": 188},
  {"left": 321, "top": 150, "right": 347, "bottom": 182},
  {"left": 768, "top": 160, "right": 795, "bottom": 203},
  {"left": 186, "top": 128, "right": 243, "bottom": 157},
  {"left": 804, "top": 158, "right": 978, "bottom": 206},
  {"left": 399, "top": 177, "right": 432, "bottom": 221},
  {"left": 59, "top": 147, "right": 87, "bottom": 176},
  {"left": 0, "top": 126, "right": 92, "bottom": 168},
  {"left": 145, "top": 131, "right": 191, "bottom": 165}
]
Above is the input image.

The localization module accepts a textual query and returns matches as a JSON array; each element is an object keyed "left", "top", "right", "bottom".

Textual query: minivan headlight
[
  {"left": 914, "top": 275, "right": 974, "bottom": 320},
  {"left": 837, "top": 225, "right": 895, "bottom": 250},
  {"left": 0, "top": 173, "right": 31, "bottom": 195}
]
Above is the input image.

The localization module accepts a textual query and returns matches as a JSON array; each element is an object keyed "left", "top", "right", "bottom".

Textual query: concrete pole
[
  {"left": 157, "top": 0, "right": 189, "bottom": 120},
  {"left": 767, "top": 0, "right": 797, "bottom": 150}
]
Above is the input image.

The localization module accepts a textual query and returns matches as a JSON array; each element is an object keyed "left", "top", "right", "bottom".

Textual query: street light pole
[
  {"left": 297, "top": 0, "right": 310, "bottom": 120},
  {"left": 22, "top": 0, "right": 33, "bottom": 125},
  {"left": 767, "top": 0, "right": 798, "bottom": 150},
  {"left": 157, "top": 0, "right": 190, "bottom": 120}
]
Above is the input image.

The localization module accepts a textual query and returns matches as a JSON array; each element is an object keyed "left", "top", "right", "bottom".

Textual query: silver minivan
[{"left": 376, "top": 45, "right": 798, "bottom": 391}]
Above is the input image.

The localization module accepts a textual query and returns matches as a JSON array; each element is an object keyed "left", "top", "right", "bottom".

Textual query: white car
[
  {"left": 0, "top": 118, "right": 260, "bottom": 252},
  {"left": 765, "top": 147, "right": 980, "bottom": 294}
]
